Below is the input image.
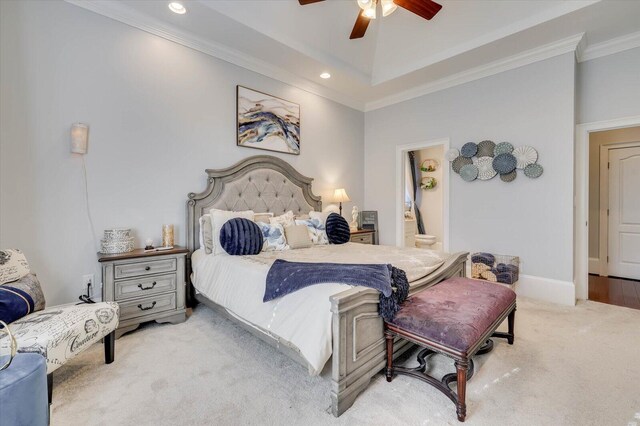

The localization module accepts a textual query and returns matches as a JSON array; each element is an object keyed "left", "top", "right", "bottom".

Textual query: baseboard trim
[
  {"left": 516, "top": 274, "right": 575, "bottom": 306},
  {"left": 464, "top": 264, "right": 576, "bottom": 306},
  {"left": 588, "top": 257, "right": 600, "bottom": 275}
]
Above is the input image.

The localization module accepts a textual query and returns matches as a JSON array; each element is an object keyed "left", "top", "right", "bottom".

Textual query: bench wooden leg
[
  {"left": 104, "top": 331, "right": 115, "bottom": 364},
  {"left": 47, "top": 373, "right": 53, "bottom": 405},
  {"left": 507, "top": 307, "right": 516, "bottom": 345},
  {"left": 385, "top": 331, "right": 394, "bottom": 382},
  {"left": 454, "top": 360, "right": 468, "bottom": 422}
]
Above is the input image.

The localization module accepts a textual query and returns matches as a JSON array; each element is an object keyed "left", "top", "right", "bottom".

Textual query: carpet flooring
[{"left": 51, "top": 297, "right": 640, "bottom": 426}]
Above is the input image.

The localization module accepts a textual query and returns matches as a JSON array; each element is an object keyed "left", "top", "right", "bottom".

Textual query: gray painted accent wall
[
  {"left": 365, "top": 53, "right": 576, "bottom": 283},
  {"left": 0, "top": 1, "right": 364, "bottom": 306}
]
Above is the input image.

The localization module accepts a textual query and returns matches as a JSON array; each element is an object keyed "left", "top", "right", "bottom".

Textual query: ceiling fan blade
[
  {"left": 298, "top": 0, "right": 325, "bottom": 5},
  {"left": 349, "top": 12, "right": 370, "bottom": 39},
  {"left": 394, "top": 0, "right": 442, "bottom": 20}
]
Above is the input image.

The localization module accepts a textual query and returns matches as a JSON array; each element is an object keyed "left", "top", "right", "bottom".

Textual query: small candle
[{"left": 162, "top": 225, "right": 174, "bottom": 247}]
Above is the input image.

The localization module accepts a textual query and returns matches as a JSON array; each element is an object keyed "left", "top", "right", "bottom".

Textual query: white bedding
[{"left": 192, "top": 243, "right": 447, "bottom": 375}]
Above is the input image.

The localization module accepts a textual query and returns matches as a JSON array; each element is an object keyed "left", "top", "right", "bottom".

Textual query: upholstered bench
[
  {"left": 2, "top": 302, "right": 120, "bottom": 404},
  {"left": 384, "top": 277, "right": 516, "bottom": 422},
  {"left": 1, "top": 249, "right": 120, "bottom": 405}
]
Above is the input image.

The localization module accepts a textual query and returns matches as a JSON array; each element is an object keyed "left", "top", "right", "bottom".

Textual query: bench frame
[
  {"left": 385, "top": 301, "right": 516, "bottom": 422},
  {"left": 46, "top": 331, "right": 115, "bottom": 405}
]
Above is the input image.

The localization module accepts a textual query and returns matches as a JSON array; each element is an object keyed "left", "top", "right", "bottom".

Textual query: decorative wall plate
[
  {"left": 493, "top": 153, "right": 517, "bottom": 174},
  {"left": 445, "top": 148, "right": 460, "bottom": 162},
  {"left": 494, "top": 142, "right": 514, "bottom": 156},
  {"left": 420, "top": 159, "right": 439, "bottom": 172},
  {"left": 452, "top": 156, "right": 472, "bottom": 173},
  {"left": 500, "top": 170, "right": 517, "bottom": 182},
  {"left": 475, "top": 156, "right": 497, "bottom": 180},
  {"left": 477, "top": 140, "right": 496, "bottom": 157},
  {"left": 513, "top": 145, "right": 538, "bottom": 169},
  {"left": 420, "top": 176, "right": 437, "bottom": 189},
  {"left": 524, "top": 163, "right": 543, "bottom": 178},
  {"left": 460, "top": 164, "right": 478, "bottom": 181},
  {"left": 460, "top": 142, "right": 478, "bottom": 158}
]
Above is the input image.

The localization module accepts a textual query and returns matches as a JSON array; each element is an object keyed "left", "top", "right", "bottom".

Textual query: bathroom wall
[{"left": 415, "top": 146, "right": 444, "bottom": 245}]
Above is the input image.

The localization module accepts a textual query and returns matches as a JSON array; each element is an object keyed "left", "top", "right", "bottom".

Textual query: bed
[{"left": 186, "top": 155, "right": 468, "bottom": 416}]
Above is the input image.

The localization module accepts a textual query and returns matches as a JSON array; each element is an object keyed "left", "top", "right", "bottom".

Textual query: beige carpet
[{"left": 51, "top": 297, "right": 640, "bottom": 426}]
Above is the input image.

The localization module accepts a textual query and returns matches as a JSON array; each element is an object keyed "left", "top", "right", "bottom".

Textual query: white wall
[
  {"left": 0, "top": 1, "right": 364, "bottom": 305},
  {"left": 577, "top": 47, "right": 640, "bottom": 124},
  {"left": 365, "top": 54, "right": 576, "bottom": 289}
]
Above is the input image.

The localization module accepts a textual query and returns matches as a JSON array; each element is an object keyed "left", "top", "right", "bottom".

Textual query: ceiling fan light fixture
[
  {"left": 356, "top": 0, "right": 372, "bottom": 10},
  {"left": 362, "top": 5, "right": 376, "bottom": 19},
  {"left": 381, "top": 0, "right": 397, "bottom": 17}
]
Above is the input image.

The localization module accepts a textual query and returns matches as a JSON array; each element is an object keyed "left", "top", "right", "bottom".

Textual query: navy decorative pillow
[
  {"left": 219, "top": 218, "right": 264, "bottom": 255},
  {"left": 325, "top": 213, "right": 351, "bottom": 245},
  {"left": 0, "top": 274, "right": 45, "bottom": 326}
]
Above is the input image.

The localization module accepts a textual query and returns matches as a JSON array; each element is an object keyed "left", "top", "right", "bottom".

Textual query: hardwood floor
[{"left": 589, "top": 274, "right": 640, "bottom": 310}]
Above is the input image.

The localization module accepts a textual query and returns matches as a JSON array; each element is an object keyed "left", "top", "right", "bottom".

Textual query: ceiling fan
[{"left": 298, "top": 0, "right": 442, "bottom": 39}]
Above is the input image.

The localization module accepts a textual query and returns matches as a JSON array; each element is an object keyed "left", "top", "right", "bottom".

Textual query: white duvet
[{"left": 192, "top": 243, "right": 447, "bottom": 375}]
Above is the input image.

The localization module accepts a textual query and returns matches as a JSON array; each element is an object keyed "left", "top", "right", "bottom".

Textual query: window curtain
[{"left": 408, "top": 151, "right": 426, "bottom": 234}]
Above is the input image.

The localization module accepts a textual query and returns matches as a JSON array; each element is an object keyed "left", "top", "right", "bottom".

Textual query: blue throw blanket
[{"left": 264, "top": 260, "right": 409, "bottom": 321}]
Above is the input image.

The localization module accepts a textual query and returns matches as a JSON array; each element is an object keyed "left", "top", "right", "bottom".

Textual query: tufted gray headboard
[{"left": 186, "top": 155, "right": 322, "bottom": 254}]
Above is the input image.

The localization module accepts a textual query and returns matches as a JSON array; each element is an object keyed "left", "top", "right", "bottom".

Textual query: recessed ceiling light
[
  {"left": 320, "top": 72, "right": 331, "bottom": 79},
  {"left": 168, "top": 2, "right": 186, "bottom": 14}
]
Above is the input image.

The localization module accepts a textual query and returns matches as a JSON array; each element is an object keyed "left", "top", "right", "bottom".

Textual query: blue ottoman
[{"left": 0, "top": 353, "right": 48, "bottom": 426}]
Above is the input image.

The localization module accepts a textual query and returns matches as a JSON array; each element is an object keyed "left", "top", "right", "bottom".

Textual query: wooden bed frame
[{"left": 186, "top": 155, "right": 468, "bottom": 416}]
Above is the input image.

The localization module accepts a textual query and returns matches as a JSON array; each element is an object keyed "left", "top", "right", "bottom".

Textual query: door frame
[
  {"left": 598, "top": 142, "right": 640, "bottom": 277},
  {"left": 575, "top": 115, "right": 640, "bottom": 300},
  {"left": 395, "top": 138, "right": 450, "bottom": 250}
]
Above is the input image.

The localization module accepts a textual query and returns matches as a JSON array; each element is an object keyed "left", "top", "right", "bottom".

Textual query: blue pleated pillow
[
  {"left": 219, "top": 218, "right": 264, "bottom": 255},
  {"left": 325, "top": 213, "right": 351, "bottom": 245},
  {"left": 0, "top": 274, "right": 45, "bottom": 326}
]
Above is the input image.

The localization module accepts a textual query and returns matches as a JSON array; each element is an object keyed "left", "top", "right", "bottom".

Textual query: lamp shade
[
  {"left": 333, "top": 188, "right": 351, "bottom": 203},
  {"left": 71, "top": 123, "right": 88, "bottom": 154}
]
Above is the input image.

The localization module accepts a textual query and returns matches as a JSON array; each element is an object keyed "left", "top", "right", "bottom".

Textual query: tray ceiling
[{"left": 67, "top": 0, "right": 640, "bottom": 110}]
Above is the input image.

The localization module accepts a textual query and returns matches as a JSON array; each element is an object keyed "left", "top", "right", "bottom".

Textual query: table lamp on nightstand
[{"left": 333, "top": 188, "right": 350, "bottom": 216}]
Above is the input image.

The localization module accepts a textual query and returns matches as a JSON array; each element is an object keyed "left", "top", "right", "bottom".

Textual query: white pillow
[
  {"left": 256, "top": 222, "right": 289, "bottom": 252},
  {"left": 199, "top": 214, "right": 213, "bottom": 254},
  {"left": 0, "top": 249, "right": 31, "bottom": 285},
  {"left": 295, "top": 218, "right": 329, "bottom": 245},
  {"left": 209, "top": 209, "right": 255, "bottom": 255},
  {"left": 309, "top": 211, "right": 331, "bottom": 227},
  {"left": 270, "top": 211, "right": 295, "bottom": 228}
]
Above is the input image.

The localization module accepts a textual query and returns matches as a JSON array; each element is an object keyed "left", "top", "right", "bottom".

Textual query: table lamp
[{"left": 333, "top": 188, "right": 350, "bottom": 216}]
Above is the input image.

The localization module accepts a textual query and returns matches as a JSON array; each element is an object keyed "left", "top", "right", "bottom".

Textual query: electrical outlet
[{"left": 82, "top": 274, "right": 94, "bottom": 297}]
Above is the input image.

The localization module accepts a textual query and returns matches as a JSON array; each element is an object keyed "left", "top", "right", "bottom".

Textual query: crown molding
[
  {"left": 577, "top": 31, "right": 640, "bottom": 63},
  {"left": 364, "top": 33, "right": 585, "bottom": 112},
  {"left": 64, "top": 0, "right": 365, "bottom": 111}
]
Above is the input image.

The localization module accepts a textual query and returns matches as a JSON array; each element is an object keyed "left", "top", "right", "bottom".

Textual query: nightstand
[
  {"left": 98, "top": 246, "right": 188, "bottom": 338},
  {"left": 350, "top": 229, "right": 376, "bottom": 245}
]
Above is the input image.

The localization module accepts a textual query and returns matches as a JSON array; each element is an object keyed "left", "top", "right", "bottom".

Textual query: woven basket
[{"left": 471, "top": 252, "right": 519, "bottom": 285}]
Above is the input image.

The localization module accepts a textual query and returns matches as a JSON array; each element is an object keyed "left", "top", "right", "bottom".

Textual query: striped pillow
[
  {"left": 325, "top": 213, "right": 351, "bottom": 245},
  {"left": 219, "top": 218, "right": 264, "bottom": 255}
]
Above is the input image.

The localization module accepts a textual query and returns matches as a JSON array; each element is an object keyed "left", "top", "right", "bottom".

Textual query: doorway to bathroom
[{"left": 395, "top": 138, "right": 450, "bottom": 251}]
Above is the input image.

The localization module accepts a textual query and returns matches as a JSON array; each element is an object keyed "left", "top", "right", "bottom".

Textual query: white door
[{"left": 608, "top": 146, "right": 640, "bottom": 279}]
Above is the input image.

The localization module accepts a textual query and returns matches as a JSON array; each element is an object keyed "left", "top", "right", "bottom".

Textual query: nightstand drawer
[
  {"left": 119, "top": 293, "right": 176, "bottom": 321},
  {"left": 114, "top": 274, "right": 177, "bottom": 301},
  {"left": 114, "top": 258, "right": 177, "bottom": 279},
  {"left": 351, "top": 233, "right": 373, "bottom": 244}
]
